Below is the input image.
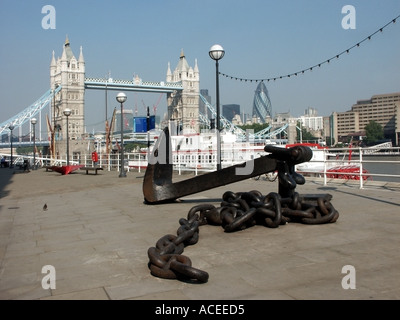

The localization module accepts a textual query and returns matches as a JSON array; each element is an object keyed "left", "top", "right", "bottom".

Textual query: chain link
[{"left": 147, "top": 190, "right": 339, "bottom": 283}]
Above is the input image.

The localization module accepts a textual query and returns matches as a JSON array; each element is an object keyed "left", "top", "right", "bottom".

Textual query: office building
[
  {"left": 333, "top": 92, "right": 400, "bottom": 145},
  {"left": 222, "top": 104, "right": 240, "bottom": 122},
  {"left": 252, "top": 82, "right": 272, "bottom": 123}
]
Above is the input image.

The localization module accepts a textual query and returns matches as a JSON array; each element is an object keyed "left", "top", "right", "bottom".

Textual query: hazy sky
[{"left": 1, "top": 0, "right": 399, "bottom": 134}]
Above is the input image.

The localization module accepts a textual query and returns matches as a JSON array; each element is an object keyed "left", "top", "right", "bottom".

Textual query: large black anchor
[
  {"left": 143, "top": 127, "right": 313, "bottom": 204},
  {"left": 145, "top": 128, "right": 339, "bottom": 283}
]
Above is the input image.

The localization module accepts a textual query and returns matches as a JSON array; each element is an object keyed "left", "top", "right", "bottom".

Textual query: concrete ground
[{"left": 0, "top": 166, "right": 399, "bottom": 300}]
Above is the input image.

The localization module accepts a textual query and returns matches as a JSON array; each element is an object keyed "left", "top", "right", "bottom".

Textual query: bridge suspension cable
[
  {"left": 0, "top": 86, "right": 62, "bottom": 136},
  {"left": 199, "top": 94, "right": 246, "bottom": 138}
]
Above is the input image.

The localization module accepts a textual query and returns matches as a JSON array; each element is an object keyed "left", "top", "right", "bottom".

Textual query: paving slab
[{"left": 0, "top": 166, "right": 399, "bottom": 300}]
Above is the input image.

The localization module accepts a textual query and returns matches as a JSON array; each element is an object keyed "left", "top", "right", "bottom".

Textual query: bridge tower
[
  {"left": 50, "top": 36, "right": 85, "bottom": 139},
  {"left": 166, "top": 50, "right": 200, "bottom": 134},
  {"left": 50, "top": 37, "right": 90, "bottom": 160}
]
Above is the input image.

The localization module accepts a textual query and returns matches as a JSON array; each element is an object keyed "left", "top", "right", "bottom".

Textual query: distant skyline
[{"left": 1, "top": 0, "right": 399, "bottom": 133}]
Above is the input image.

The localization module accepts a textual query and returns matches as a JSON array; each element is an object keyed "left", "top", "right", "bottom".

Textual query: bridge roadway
[{"left": 0, "top": 167, "right": 399, "bottom": 301}]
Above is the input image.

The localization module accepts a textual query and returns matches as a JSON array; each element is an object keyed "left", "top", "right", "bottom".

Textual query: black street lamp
[
  {"left": 8, "top": 124, "right": 14, "bottom": 168},
  {"left": 31, "top": 118, "right": 37, "bottom": 170},
  {"left": 209, "top": 44, "right": 225, "bottom": 171},
  {"left": 63, "top": 108, "right": 71, "bottom": 166},
  {"left": 116, "top": 92, "right": 127, "bottom": 177},
  {"left": 147, "top": 106, "right": 151, "bottom": 150}
]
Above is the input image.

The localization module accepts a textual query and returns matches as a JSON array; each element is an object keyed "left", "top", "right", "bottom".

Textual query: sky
[{"left": 0, "top": 0, "right": 399, "bottom": 134}]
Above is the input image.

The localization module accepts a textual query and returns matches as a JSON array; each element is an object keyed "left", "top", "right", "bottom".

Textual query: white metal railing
[
  {"left": 77, "top": 146, "right": 400, "bottom": 190},
  {"left": 2, "top": 146, "right": 400, "bottom": 189},
  {"left": 295, "top": 146, "right": 400, "bottom": 189},
  {"left": 0, "top": 153, "right": 74, "bottom": 168}
]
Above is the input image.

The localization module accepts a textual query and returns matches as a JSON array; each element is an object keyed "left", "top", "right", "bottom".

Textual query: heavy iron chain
[{"left": 147, "top": 190, "right": 339, "bottom": 283}]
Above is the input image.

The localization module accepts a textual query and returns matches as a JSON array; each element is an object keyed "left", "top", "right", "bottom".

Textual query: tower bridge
[
  {"left": 0, "top": 37, "right": 198, "bottom": 153},
  {"left": 0, "top": 37, "right": 287, "bottom": 152},
  {"left": 84, "top": 77, "right": 183, "bottom": 93}
]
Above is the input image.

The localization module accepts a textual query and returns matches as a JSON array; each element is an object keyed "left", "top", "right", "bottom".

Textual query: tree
[
  {"left": 323, "top": 136, "right": 335, "bottom": 147},
  {"left": 238, "top": 123, "right": 270, "bottom": 133},
  {"left": 17, "top": 146, "right": 42, "bottom": 155},
  {"left": 125, "top": 142, "right": 146, "bottom": 152},
  {"left": 364, "top": 120, "right": 384, "bottom": 145},
  {"left": 296, "top": 121, "right": 318, "bottom": 143}
]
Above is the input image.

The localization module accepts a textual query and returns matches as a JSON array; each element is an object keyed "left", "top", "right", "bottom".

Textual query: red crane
[{"left": 153, "top": 93, "right": 164, "bottom": 116}]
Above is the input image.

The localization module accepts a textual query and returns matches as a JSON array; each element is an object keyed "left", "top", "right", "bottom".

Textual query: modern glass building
[
  {"left": 252, "top": 82, "right": 272, "bottom": 123},
  {"left": 223, "top": 104, "right": 240, "bottom": 122}
]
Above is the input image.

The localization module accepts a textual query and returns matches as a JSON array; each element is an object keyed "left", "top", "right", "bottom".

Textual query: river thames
[{"left": 352, "top": 155, "right": 400, "bottom": 182}]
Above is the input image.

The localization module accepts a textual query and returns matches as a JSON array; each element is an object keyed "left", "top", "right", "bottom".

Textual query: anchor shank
[
  {"left": 144, "top": 156, "right": 278, "bottom": 203},
  {"left": 142, "top": 127, "right": 313, "bottom": 204}
]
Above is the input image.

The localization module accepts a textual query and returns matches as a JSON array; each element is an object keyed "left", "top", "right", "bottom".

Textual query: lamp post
[
  {"left": 31, "top": 118, "right": 37, "bottom": 170},
  {"left": 209, "top": 44, "right": 225, "bottom": 170},
  {"left": 147, "top": 106, "right": 150, "bottom": 150},
  {"left": 116, "top": 92, "right": 127, "bottom": 177},
  {"left": 8, "top": 124, "right": 14, "bottom": 168},
  {"left": 63, "top": 108, "right": 71, "bottom": 166}
]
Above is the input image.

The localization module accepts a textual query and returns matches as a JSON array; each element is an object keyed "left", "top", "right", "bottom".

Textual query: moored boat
[
  {"left": 285, "top": 143, "right": 371, "bottom": 180},
  {"left": 50, "top": 164, "right": 84, "bottom": 175}
]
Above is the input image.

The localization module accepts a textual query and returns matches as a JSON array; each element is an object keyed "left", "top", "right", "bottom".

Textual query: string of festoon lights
[{"left": 219, "top": 14, "right": 400, "bottom": 83}]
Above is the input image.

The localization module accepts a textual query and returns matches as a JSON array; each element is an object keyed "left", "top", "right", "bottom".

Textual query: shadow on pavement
[{"left": 0, "top": 168, "right": 14, "bottom": 200}]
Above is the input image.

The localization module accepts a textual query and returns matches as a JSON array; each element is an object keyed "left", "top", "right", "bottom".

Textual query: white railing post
[
  {"left": 323, "top": 148, "right": 327, "bottom": 186},
  {"left": 178, "top": 153, "right": 181, "bottom": 175},
  {"left": 126, "top": 153, "right": 130, "bottom": 172},
  {"left": 195, "top": 151, "right": 198, "bottom": 176},
  {"left": 359, "top": 147, "right": 363, "bottom": 189}
]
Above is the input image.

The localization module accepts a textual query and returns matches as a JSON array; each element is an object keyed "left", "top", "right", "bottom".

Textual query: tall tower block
[
  {"left": 252, "top": 82, "right": 272, "bottom": 123},
  {"left": 50, "top": 36, "right": 85, "bottom": 140},
  {"left": 166, "top": 50, "right": 200, "bottom": 134}
]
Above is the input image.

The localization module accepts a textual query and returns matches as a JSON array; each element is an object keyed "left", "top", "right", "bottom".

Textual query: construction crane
[
  {"left": 141, "top": 94, "right": 164, "bottom": 117},
  {"left": 106, "top": 108, "right": 117, "bottom": 153},
  {"left": 46, "top": 115, "right": 55, "bottom": 160},
  {"left": 141, "top": 99, "right": 148, "bottom": 114},
  {"left": 153, "top": 93, "right": 163, "bottom": 116},
  {"left": 134, "top": 92, "right": 138, "bottom": 116}
]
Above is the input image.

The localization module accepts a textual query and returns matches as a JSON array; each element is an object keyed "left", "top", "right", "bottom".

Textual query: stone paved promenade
[{"left": 0, "top": 166, "right": 399, "bottom": 300}]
